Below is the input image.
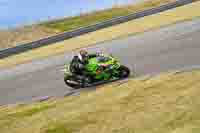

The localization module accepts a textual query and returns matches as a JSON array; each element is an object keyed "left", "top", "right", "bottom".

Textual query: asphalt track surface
[{"left": 1, "top": 18, "right": 200, "bottom": 105}]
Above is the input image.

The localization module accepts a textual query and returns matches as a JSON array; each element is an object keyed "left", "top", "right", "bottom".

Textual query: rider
[{"left": 70, "top": 50, "right": 98, "bottom": 75}]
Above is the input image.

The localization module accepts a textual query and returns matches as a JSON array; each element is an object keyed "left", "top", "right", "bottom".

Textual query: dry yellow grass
[
  {"left": 42, "top": 0, "right": 177, "bottom": 32},
  {"left": 1, "top": 1, "right": 200, "bottom": 69},
  {"left": 1, "top": 69, "right": 200, "bottom": 133},
  {"left": 0, "top": 26, "right": 59, "bottom": 49},
  {"left": 0, "top": 0, "right": 177, "bottom": 50}
]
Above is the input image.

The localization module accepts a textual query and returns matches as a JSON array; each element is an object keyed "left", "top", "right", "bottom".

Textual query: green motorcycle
[{"left": 64, "top": 54, "right": 130, "bottom": 88}]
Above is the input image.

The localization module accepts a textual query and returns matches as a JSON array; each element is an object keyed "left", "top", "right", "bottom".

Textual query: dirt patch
[{"left": 0, "top": 26, "right": 58, "bottom": 49}]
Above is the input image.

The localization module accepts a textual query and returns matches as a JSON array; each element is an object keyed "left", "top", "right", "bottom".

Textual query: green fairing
[
  {"left": 85, "top": 55, "right": 120, "bottom": 80},
  {"left": 64, "top": 54, "right": 130, "bottom": 88}
]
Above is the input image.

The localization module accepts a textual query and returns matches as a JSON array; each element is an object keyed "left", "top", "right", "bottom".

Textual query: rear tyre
[
  {"left": 118, "top": 65, "right": 130, "bottom": 78},
  {"left": 64, "top": 74, "right": 94, "bottom": 89},
  {"left": 64, "top": 75, "right": 82, "bottom": 89}
]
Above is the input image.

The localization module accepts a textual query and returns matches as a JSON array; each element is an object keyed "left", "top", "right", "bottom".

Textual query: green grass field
[
  {"left": 41, "top": 0, "right": 177, "bottom": 32},
  {"left": 1, "top": 70, "right": 200, "bottom": 133}
]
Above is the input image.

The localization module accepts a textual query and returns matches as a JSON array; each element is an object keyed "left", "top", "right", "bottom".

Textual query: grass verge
[
  {"left": 1, "top": 1, "right": 200, "bottom": 69},
  {"left": 1, "top": 69, "right": 200, "bottom": 133},
  {"left": 0, "top": 26, "right": 59, "bottom": 50},
  {"left": 0, "top": 0, "right": 178, "bottom": 50},
  {"left": 41, "top": 0, "right": 177, "bottom": 32}
]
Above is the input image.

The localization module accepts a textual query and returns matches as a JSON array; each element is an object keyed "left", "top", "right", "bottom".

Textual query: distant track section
[{"left": 0, "top": 0, "right": 193, "bottom": 59}]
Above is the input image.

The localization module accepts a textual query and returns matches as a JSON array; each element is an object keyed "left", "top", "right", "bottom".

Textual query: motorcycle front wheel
[{"left": 118, "top": 65, "right": 130, "bottom": 78}]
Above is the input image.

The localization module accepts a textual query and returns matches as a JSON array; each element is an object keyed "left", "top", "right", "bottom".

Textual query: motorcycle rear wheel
[
  {"left": 64, "top": 75, "right": 93, "bottom": 89},
  {"left": 64, "top": 75, "right": 82, "bottom": 89}
]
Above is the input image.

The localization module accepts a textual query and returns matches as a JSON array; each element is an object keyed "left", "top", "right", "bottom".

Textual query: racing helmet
[
  {"left": 96, "top": 50, "right": 104, "bottom": 57},
  {"left": 78, "top": 50, "right": 88, "bottom": 61}
]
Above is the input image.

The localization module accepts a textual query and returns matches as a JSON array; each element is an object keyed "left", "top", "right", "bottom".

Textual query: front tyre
[{"left": 118, "top": 65, "right": 130, "bottom": 78}]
